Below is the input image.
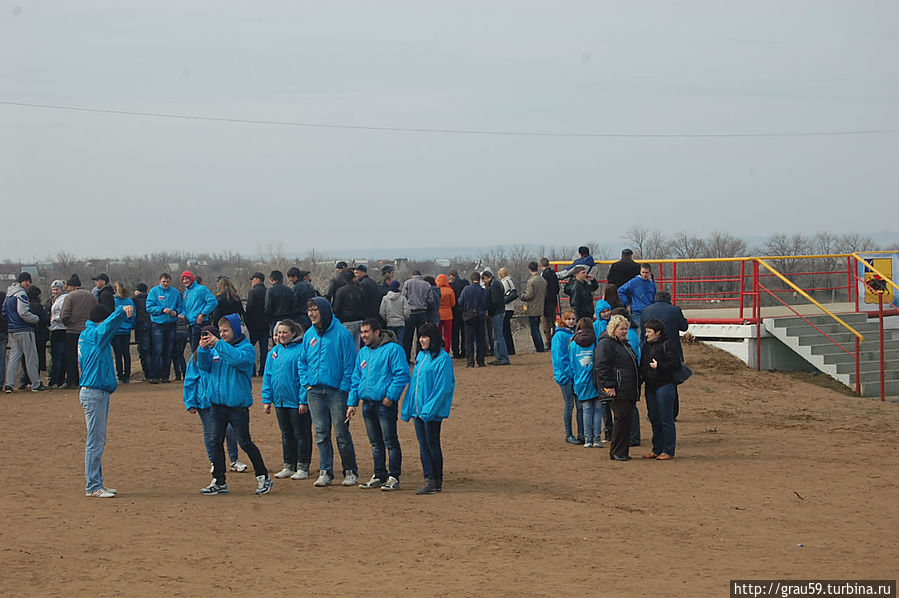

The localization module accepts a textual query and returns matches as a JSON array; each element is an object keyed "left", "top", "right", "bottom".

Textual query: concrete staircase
[{"left": 763, "top": 313, "right": 899, "bottom": 397}]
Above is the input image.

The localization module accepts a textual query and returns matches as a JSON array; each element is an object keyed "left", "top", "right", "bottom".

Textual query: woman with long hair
[
  {"left": 498, "top": 267, "right": 517, "bottom": 356},
  {"left": 112, "top": 282, "right": 136, "bottom": 383},
  {"left": 212, "top": 275, "right": 245, "bottom": 326}
]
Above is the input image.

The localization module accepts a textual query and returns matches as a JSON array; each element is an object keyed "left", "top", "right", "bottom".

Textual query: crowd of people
[{"left": 1, "top": 245, "right": 690, "bottom": 497}]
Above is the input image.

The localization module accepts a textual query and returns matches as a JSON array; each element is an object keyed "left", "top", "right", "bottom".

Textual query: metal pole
[
  {"left": 854, "top": 256, "right": 860, "bottom": 313},
  {"left": 672, "top": 262, "right": 678, "bottom": 304},
  {"left": 847, "top": 255, "right": 853, "bottom": 305},
  {"left": 879, "top": 293, "right": 885, "bottom": 402},
  {"left": 754, "top": 260, "right": 761, "bottom": 371},
  {"left": 739, "top": 260, "right": 745, "bottom": 321},
  {"left": 855, "top": 336, "right": 861, "bottom": 396}
]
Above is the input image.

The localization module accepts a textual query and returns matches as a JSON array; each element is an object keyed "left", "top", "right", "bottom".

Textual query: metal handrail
[
  {"left": 850, "top": 253, "right": 899, "bottom": 294},
  {"left": 757, "top": 259, "right": 864, "bottom": 343}
]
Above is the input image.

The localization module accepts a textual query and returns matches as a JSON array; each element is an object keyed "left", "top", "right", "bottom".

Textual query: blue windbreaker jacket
[
  {"left": 569, "top": 333, "right": 599, "bottom": 402},
  {"left": 261, "top": 337, "right": 304, "bottom": 408},
  {"left": 348, "top": 332, "right": 410, "bottom": 407},
  {"left": 183, "top": 352, "right": 212, "bottom": 411},
  {"left": 551, "top": 326, "right": 574, "bottom": 386},
  {"left": 198, "top": 336, "right": 256, "bottom": 408},
  {"left": 182, "top": 282, "right": 218, "bottom": 325},
  {"left": 401, "top": 349, "right": 455, "bottom": 422},
  {"left": 114, "top": 297, "right": 136, "bottom": 334},
  {"left": 618, "top": 276, "right": 657, "bottom": 317},
  {"left": 297, "top": 305, "right": 357, "bottom": 405},
  {"left": 78, "top": 307, "right": 128, "bottom": 392},
  {"left": 146, "top": 284, "right": 184, "bottom": 325}
]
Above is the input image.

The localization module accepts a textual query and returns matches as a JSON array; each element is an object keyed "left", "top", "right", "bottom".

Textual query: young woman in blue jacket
[
  {"left": 112, "top": 282, "right": 136, "bottom": 383},
  {"left": 401, "top": 322, "right": 455, "bottom": 495},
  {"left": 569, "top": 317, "right": 604, "bottom": 448},
  {"left": 261, "top": 319, "right": 312, "bottom": 481},
  {"left": 551, "top": 309, "right": 583, "bottom": 445}
]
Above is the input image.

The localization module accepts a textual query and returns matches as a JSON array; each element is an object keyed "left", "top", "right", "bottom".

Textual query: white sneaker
[
  {"left": 290, "top": 469, "right": 309, "bottom": 480},
  {"left": 341, "top": 470, "right": 358, "bottom": 486},
  {"left": 359, "top": 475, "right": 384, "bottom": 489},
  {"left": 86, "top": 488, "right": 115, "bottom": 498},
  {"left": 592, "top": 441, "right": 604, "bottom": 448},
  {"left": 313, "top": 471, "right": 332, "bottom": 487},
  {"left": 380, "top": 476, "right": 401, "bottom": 491},
  {"left": 103, "top": 487, "right": 118, "bottom": 494},
  {"left": 230, "top": 460, "right": 248, "bottom": 473},
  {"left": 583, "top": 441, "right": 593, "bottom": 448},
  {"left": 273, "top": 467, "right": 295, "bottom": 479}
]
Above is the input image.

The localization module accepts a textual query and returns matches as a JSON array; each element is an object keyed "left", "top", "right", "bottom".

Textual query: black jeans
[
  {"left": 64, "top": 332, "right": 81, "bottom": 386},
  {"left": 209, "top": 404, "right": 268, "bottom": 485},
  {"left": 502, "top": 311, "right": 515, "bottom": 355},
  {"left": 249, "top": 333, "right": 268, "bottom": 377},
  {"left": 451, "top": 309, "right": 465, "bottom": 357},
  {"left": 112, "top": 334, "right": 131, "bottom": 381},
  {"left": 171, "top": 333, "right": 188, "bottom": 379},
  {"left": 463, "top": 316, "right": 486, "bottom": 366},
  {"left": 609, "top": 399, "right": 634, "bottom": 459},
  {"left": 275, "top": 406, "right": 313, "bottom": 471},
  {"left": 413, "top": 418, "right": 443, "bottom": 483},
  {"left": 134, "top": 322, "right": 151, "bottom": 379},
  {"left": 49, "top": 329, "right": 67, "bottom": 386},
  {"left": 403, "top": 311, "right": 428, "bottom": 361}
]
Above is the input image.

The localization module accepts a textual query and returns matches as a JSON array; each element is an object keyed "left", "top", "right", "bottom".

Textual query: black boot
[{"left": 415, "top": 478, "right": 438, "bottom": 495}]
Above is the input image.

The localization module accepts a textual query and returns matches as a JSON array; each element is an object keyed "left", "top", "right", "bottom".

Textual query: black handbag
[
  {"left": 461, "top": 307, "right": 479, "bottom": 322},
  {"left": 672, "top": 363, "right": 693, "bottom": 385},
  {"left": 504, "top": 288, "right": 518, "bottom": 304}
]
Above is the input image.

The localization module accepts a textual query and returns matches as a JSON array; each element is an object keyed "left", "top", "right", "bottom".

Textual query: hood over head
[
  {"left": 572, "top": 326, "right": 596, "bottom": 347},
  {"left": 595, "top": 300, "right": 612, "bottom": 320},
  {"left": 220, "top": 313, "right": 245, "bottom": 343},
  {"left": 436, "top": 274, "right": 450, "bottom": 287},
  {"left": 311, "top": 296, "right": 333, "bottom": 331}
]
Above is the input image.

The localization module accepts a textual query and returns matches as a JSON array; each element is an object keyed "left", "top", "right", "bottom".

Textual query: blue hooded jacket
[
  {"left": 551, "top": 325, "right": 574, "bottom": 386},
  {"left": 297, "top": 297, "right": 356, "bottom": 405},
  {"left": 78, "top": 307, "right": 128, "bottom": 392},
  {"left": 401, "top": 348, "right": 455, "bottom": 422},
  {"left": 593, "top": 299, "right": 612, "bottom": 339},
  {"left": 182, "top": 281, "right": 218, "bottom": 325},
  {"left": 618, "top": 275, "right": 657, "bottom": 318},
  {"left": 348, "top": 330, "right": 410, "bottom": 407},
  {"left": 114, "top": 297, "right": 136, "bottom": 334},
  {"left": 569, "top": 326, "right": 599, "bottom": 401},
  {"left": 146, "top": 283, "right": 184, "bottom": 325},
  {"left": 198, "top": 313, "right": 255, "bottom": 408},
  {"left": 183, "top": 352, "right": 212, "bottom": 410},
  {"left": 261, "top": 336, "right": 304, "bottom": 408}
]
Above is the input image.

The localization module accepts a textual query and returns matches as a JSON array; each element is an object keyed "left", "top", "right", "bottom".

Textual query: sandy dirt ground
[{"left": 0, "top": 342, "right": 896, "bottom": 597}]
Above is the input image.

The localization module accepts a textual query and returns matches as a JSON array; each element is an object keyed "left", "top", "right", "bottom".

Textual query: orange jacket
[{"left": 436, "top": 274, "right": 456, "bottom": 320}]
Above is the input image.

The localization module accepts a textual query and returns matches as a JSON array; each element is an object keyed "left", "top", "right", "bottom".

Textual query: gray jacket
[
  {"left": 402, "top": 276, "right": 432, "bottom": 311},
  {"left": 520, "top": 273, "right": 547, "bottom": 316},
  {"left": 380, "top": 291, "right": 411, "bottom": 327}
]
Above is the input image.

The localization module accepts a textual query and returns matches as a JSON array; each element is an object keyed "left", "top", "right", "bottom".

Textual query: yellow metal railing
[{"left": 850, "top": 252, "right": 899, "bottom": 294}]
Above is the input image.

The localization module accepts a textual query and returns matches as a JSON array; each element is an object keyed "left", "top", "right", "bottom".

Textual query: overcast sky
[{"left": 2, "top": 0, "right": 897, "bottom": 261}]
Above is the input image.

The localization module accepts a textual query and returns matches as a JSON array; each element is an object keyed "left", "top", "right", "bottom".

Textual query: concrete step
[
  {"left": 781, "top": 321, "right": 887, "bottom": 337},
  {"left": 809, "top": 342, "right": 899, "bottom": 356},
  {"left": 860, "top": 379, "right": 899, "bottom": 397},
  {"left": 848, "top": 369, "right": 899, "bottom": 384},
  {"left": 772, "top": 313, "right": 869, "bottom": 328},
  {"left": 822, "top": 349, "right": 899, "bottom": 365},
  {"left": 835, "top": 359, "right": 899, "bottom": 374},
  {"left": 799, "top": 335, "right": 899, "bottom": 349}
]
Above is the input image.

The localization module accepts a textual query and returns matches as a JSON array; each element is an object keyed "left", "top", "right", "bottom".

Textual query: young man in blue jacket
[
  {"left": 180, "top": 270, "right": 218, "bottom": 353},
  {"left": 146, "top": 273, "right": 183, "bottom": 384},
  {"left": 79, "top": 303, "right": 133, "bottom": 498},
  {"left": 346, "top": 318, "right": 410, "bottom": 491},
  {"left": 298, "top": 297, "right": 359, "bottom": 488},
  {"left": 198, "top": 313, "right": 273, "bottom": 496},
  {"left": 618, "top": 264, "right": 657, "bottom": 326}
]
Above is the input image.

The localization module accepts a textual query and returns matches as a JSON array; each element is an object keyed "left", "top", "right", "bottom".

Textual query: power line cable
[{"left": 2, "top": 99, "right": 898, "bottom": 138}]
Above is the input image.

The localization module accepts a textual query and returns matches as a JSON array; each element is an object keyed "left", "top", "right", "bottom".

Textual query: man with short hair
[
  {"left": 519, "top": 261, "right": 547, "bottom": 353},
  {"left": 354, "top": 265, "right": 381, "bottom": 322},
  {"left": 401, "top": 270, "right": 433, "bottom": 362},
  {"left": 458, "top": 271, "right": 487, "bottom": 367},
  {"left": 564, "top": 265, "right": 598, "bottom": 322},
  {"left": 2, "top": 272, "right": 44, "bottom": 392},
  {"left": 78, "top": 302, "right": 133, "bottom": 497},
  {"left": 325, "top": 261, "right": 349, "bottom": 302},
  {"left": 179, "top": 270, "right": 218, "bottom": 353},
  {"left": 607, "top": 248, "right": 641, "bottom": 289},
  {"left": 618, "top": 264, "right": 657, "bottom": 326},
  {"left": 145, "top": 272, "right": 183, "bottom": 384},
  {"left": 264, "top": 270, "right": 294, "bottom": 336},
  {"left": 92, "top": 273, "right": 114, "bottom": 311},
  {"left": 60, "top": 274, "right": 97, "bottom": 387},
  {"left": 132, "top": 283, "right": 152, "bottom": 380},
  {"left": 482, "top": 270, "right": 510, "bottom": 366},
  {"left": 377, "top": 265, "right": 395, "bottom": 300},
  {"left": 540, "top": 258, "right": 560, "bottom": 348},
  {"left": 287, "top": 267, "right": 316, "bottom": 330},
  {"left": 448, "top": 269, "right": 468, "bottom": 358},
  {"left": 245, "top": 272, "right": 268, "bottom": 377},
  {"left": 346, "top": 318, "right": 409, "bottom": 491},
  {"left": 299, "top": 297, "right": 359, "bottom": 488},
  {"left": 333, "top": 270, "right": 366, "bottom": 347}
]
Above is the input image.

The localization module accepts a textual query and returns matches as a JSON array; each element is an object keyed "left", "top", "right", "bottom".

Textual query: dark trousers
[
  {"left": 111, "top": 334, "right": 131, "bottom": 381},
  {"left": 197, "top": 408, "right": 240, "bottom": 464},
  {"left": 249, "top": 332, "right": 268, "bottom": 377},
  {"left": 528, "top": 316, "right": 545, "bottom": 352},
  {"left": 451, "top": 310, "right": 465, "bottom": 357},
  {"left": 609, "top": 399, "right": 634, "bottom": 459},
  {"left": 64, "top": 332, "right": 81, "bottom": 386},
  {"left": 403, "top": 311, "right": 428, "bottom": 361},
  {"left": 502, "top": 310, "right": 515, "bottom": 355},
  {"left": 362, "top": 400, "right": 402, "bottom": 480},
  {"left": 171, "top": 333, "right": 188, "bottom": 379},
  {"left": 150, "top": 322, "right": 175, "bottom": 381},
  {"left": 463, "top": 317, "right": 486, "bottom": 366},
  {"left": 208, "top": 404, "right": 268, "bottom": 485},
  {"left": 134, "top": 323, "right": 151, "bottom": 380},
  {"left": 413, "top": 417, "right": 443, "bottom": 483},
  {"left": 188, "top": 324, "right": 205, "bottom": 355},
  {"left": 275, "top": 406, "right": 313, "bottom": 471},
  {"left": 49, "top": 329, "right": 66, "bottom": 386}
]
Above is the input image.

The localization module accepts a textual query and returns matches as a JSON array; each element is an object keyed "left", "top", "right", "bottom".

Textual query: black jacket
[
  {"left": 607, "top": 258, "right": 641, "bottom": 289},
  {"left": 640, "top": 299, "right": 689, "bottom": 362},
  {"left": 356, "top": 275, "right": 381, "bottom": 321},
  {"left": 449, "top": 278, "right": 468, "bottom": 315},
  {"left": 265, "top": 282, "right": 295, "bottom": 321},
  {"left": 133, "top": 293, "right": 150, "bottom": 326},
  {"left": 564, "top": 278, "right": 598, "bottom": 321},
  {"left": 541, "top": 267, "right": 560, "bottom": 317},
  {"left": 594, "top": 332, "right": 641, "bottom": 402},
  {"left": 244, "top": 283, "right": 268, "bottom": 334},
  {"left": 485, "top": 279, "right": 505, "bottom": 316},
  {"left": 333, "top": 281, "right": 366, "bottom": 323},
  {"left": 639, "top": 335, "right": 680, "bottom": 389},
  {"left": 97, "top": 285, "right": 115, "bottom": 312},
  {"left": 212, "top": 293, "right": 245, "bottom": 328},
  {"left": 291, "top": 280, "right": 317, "bottom": 320}
]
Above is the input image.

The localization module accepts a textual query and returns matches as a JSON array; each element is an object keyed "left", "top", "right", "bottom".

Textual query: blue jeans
[
  {"left": 559, "top": 382, "right": 584, "bottom": 438},
  {"left": 581, "top": 398, "right": 603, "bottom": 443},
  {"left": 491, "top": 312, "right": 509, "bottom": 363},
  {"left": 388, "top": 325, "right": 405, "bottom": 351},
  {"left": 80, "top": 387, "right": 110, "bottom": 492},
  {"left": 150, "top": 322, "right": 175, "bottom": 380},
  {"left": 645, "top": 383, "right": 677, "bottom": 456},
  {"left": 196, "top": 408, "right": 240, "bottom": 464},
  {"left": 528, "top": 316, "right": 545, "bottom": 352},
  {"left": 275, "top": 406, "right": 313, "bottom": 471},
  {"left": 362, "top": 400, "right": 402, "bottom": 480},
  {"left": 403, "top": 311, "right": 428, "bottom": 361},
  {"left": 413, "top": 417, "right": 443, "bottom": 483},
  {"left": 307, "top": 386, "right": 357, "bottom": 477},
  {"left": 208, "top": 404, "right": 268, "bottom": 484}
]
